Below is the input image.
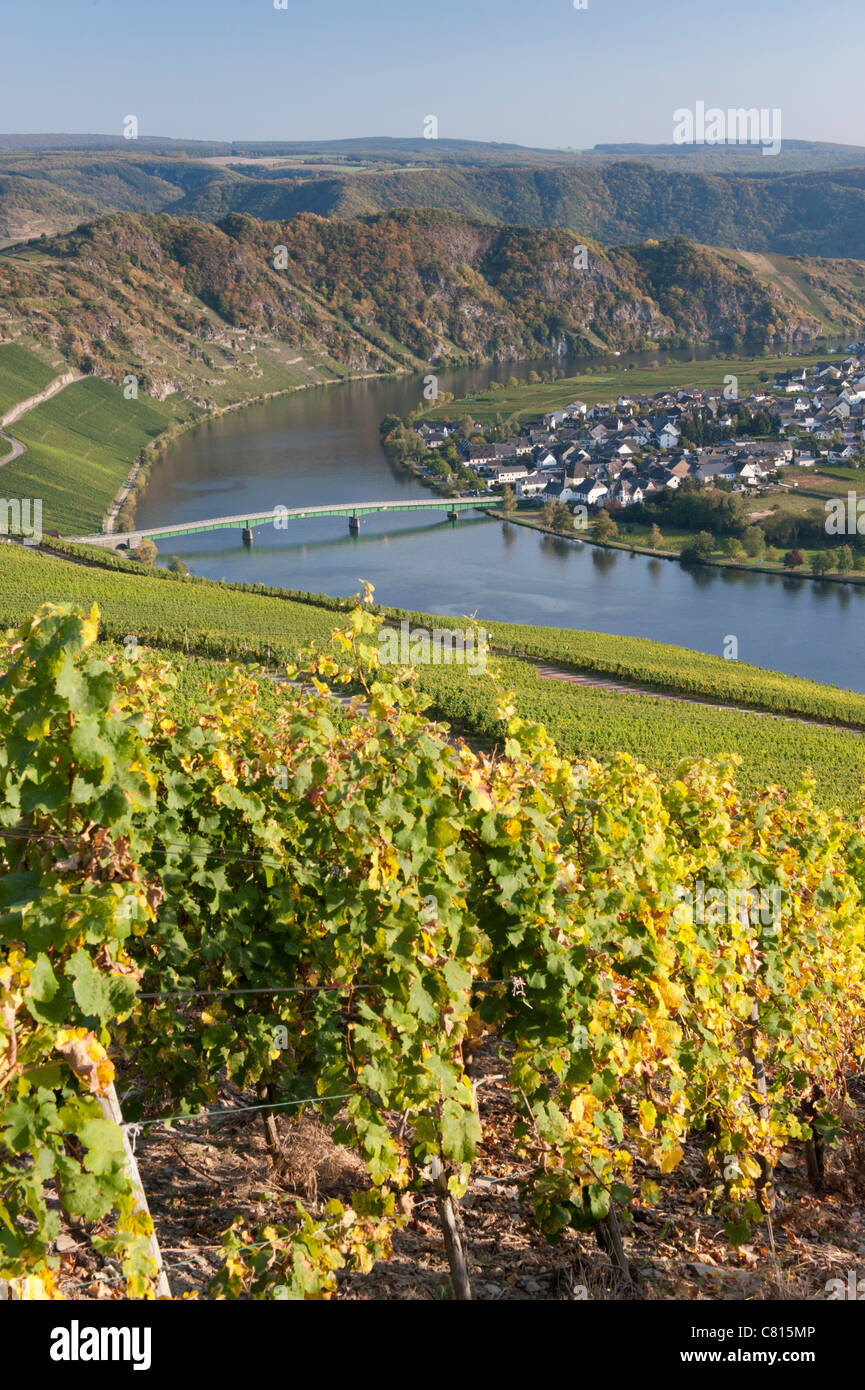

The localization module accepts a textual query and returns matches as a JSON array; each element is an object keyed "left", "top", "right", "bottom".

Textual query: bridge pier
[
  {"left": 348, "top": 515, "right": 360, "bottom": 535},
  {"left": 447, "top": 510, "right": 458, "bottom": 523},
  {"left": 242, "top": 526, "right": 253, "bottom": 548}
]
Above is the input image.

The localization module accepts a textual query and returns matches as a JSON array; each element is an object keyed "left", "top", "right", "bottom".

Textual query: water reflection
[
  {"left": 684, "top": 564, "right": 717, "bottom": 591},
  {"left": 591, "top": 547, "right": 617, "bottom": 575},
  {"left": 541, "top": 534, "right": 574, "bottom": 563}
]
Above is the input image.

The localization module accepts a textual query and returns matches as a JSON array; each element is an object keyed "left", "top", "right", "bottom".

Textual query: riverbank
[
  {"left": 122, "top": 338, "right": 847, "bottom": 536},
  {"left": 492, "top": 509, "right": 865, "bottom": 588}
]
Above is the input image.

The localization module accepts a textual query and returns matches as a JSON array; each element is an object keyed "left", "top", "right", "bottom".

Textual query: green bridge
[{"left": 73, "top": 496, "right": 503, "bottom": 549}]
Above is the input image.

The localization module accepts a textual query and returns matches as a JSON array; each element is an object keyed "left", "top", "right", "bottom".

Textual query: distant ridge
[{"left": 2, "top": 133, "right": 865, "bottom": 172}]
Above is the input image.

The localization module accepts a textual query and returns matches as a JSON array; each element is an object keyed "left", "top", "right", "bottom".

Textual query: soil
[{"left": 54, "top": 1041, "right": 865, "bottom": 1303}]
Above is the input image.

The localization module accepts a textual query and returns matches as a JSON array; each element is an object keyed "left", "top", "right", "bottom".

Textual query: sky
[{"left": 2, "top": 0, "right": 863, "bottom": 150}]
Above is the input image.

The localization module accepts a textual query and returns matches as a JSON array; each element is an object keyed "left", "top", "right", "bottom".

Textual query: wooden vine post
[
  {"left": 97, "top": 1082, "right": 172, "bottom": 1299},
  {"left": 741, "top": 893, "right": 774, "bottom": 1210}
]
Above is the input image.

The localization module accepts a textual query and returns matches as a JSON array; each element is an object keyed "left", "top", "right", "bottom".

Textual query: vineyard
[
  {"left": 23, "top": 541, "right": 865, "bottom": 727},
  {"left": 2, "top": 545, "right": 864, "bottom": 814},
  {"left": 479, "top": 618, "right": 865, "bottom": 730},
  {"left": 416, "top": 653, "right": 865, "bottom": 814},
  {"left": 2, "top": 595, "right": 865, "bottom": 1301},
  {"left": 0, "top": 343, "right": 58, "bottom": 418},
  {"left": 0, "top": 544, "right": 341, "bottom": 662}
]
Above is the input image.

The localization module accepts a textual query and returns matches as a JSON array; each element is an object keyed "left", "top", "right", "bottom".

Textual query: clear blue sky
[{"left": 3, "top": 0, "right": 863, "bottom": 149}]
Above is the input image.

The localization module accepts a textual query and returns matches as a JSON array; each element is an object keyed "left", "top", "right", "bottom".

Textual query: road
[{"left": 0, "top": 432, "right": 25, "bottom": 466}]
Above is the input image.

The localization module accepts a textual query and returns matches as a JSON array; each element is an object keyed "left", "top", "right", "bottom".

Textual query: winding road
[{"left": 0, "top": 432, "right": 25, "bottom": 466}]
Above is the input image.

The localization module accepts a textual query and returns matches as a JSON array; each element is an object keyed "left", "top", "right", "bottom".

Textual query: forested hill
[
  {"left": 4, "top": 151, "right": 865, "bottom": 258},
  {"left": 175, "top": 163, "right": 865, "bottom": 260},
  {"left": 2, "top": 210, "right": 856, "bottom": 398}
]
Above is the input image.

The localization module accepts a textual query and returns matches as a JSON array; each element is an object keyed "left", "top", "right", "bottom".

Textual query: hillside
[
  {"left": 0, "top": 211, "right": 847, "bottom": 402},
  {"left": 5, "top": 151, "right": 865, "bottom": 258}
]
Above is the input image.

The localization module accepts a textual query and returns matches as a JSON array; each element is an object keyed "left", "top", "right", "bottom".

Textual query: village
[{"left": 414, "top": 348, "right": 865, "bottom": 514}]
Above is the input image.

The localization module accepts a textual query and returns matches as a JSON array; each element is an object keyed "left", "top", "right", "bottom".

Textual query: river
[{"left": 135, "top": 354, "right": 865, "bottom": 693}]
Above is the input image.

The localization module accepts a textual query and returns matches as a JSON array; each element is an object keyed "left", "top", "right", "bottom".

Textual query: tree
[
  {"left": 541, "top": 499, "right": 558, "bottom": 529},
  {"left": 167, "top": 555, "right": 189, "bottom": 576},
  {"left": 742, "top": 525, "right": 765, "bottom": 559},
  {"left": 380, "top": 414, "right": 402, "bottom": 439},
  {"left": 135, "top": 539, "right": 158, "bottom": 565},
  {"left": 810, "top": 551, "right": 833, "bottom": 576},
  {"left": 439, "top": 439, "right": 460, "bottom": 468},
  {"left": 649, "top": 523, "right": 664, "bottom": 550},
  {"left": 680, "top": 530, "right": 715, "bottom": 564},
  {"left": 784, "top": 548, "right": 805, "bottom": 569},
  {"left": 592, "top": 509, "right": 618, "bottom": 542},
  {"left": 765, "top": 545, "right": 780, "bottom": 563},
  {"left": 753, "top": 409, "right": 772, "bottom": 437},
  {"left": 723, "top": 536, "right": 745, "bottom": 559},
  {"left": 836, "top": 544, "right": 853, "bottom": 573},
  {"left": 501, "top": 485, "right": 516, "bottom": 516}
]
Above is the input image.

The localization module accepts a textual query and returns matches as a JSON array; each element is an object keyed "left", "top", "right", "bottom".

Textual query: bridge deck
[{"left": 72, "top": 497, "right": 501, "bottom": 547}]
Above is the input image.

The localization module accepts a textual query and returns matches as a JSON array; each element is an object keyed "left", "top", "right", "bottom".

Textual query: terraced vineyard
[
  {"left": 480, "top": 619, "right": 865, "bottom": 728},
  {"left": 0, "top": 377, "right": 181, "bottom": 534},
  {"left": 0, "top": 544, "right": 338, "bottom": 659}
]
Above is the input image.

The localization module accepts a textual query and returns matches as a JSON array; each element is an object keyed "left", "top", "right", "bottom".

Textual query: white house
[{"left": 572, "top": 477, "right": 610, "bottom": 506}]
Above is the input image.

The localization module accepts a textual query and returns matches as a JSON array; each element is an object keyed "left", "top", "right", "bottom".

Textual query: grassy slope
[
  {"left": 0, "top": 544, "right": 340, "bottom": 655},
  {"left": 0, "top": 342, "right": 59, "bottom": 415},
  {"left": 2, "top": 542, "right": 862, "bottom": 814},
  {"left": 0, "top": 378, "right": 176, "bottom": 534}
]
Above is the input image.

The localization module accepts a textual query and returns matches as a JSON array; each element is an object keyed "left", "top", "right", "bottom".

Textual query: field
[
  {"left": 0, "top": 341, "right": 58, "bottom": 416},
  {"left": 424, "top": 351, "right": 850, "bottom": 423},
  {"left": 3, "top": 541, "right": 864, "bottom": 815},
  {"left": 0, "top": 377, "right": 178, "bottom": 533}
]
